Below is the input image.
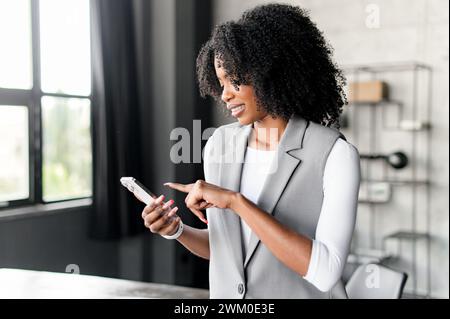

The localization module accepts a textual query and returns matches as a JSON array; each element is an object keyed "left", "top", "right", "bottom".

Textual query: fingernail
[
  {"left": 163, "top": 199, "right": 174, "bottom": 209},
  {"left": 168, "top": 206, "right": 178, "bottom": 216},
  {"left": 163, "top": 182, "right": 171, "bottom": 186}
]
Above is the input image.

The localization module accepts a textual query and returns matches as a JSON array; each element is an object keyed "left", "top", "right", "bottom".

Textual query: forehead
[
  {"left": 214, "top": 58, "right": 226, "bottom": 78},
  {"left": 214, "top": 56, "right": 223, "bottom": 68}
]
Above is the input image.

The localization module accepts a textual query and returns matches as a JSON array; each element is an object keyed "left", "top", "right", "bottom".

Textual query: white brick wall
[{"left": 212, "top": 0, "right": 449, "bottom": 298}]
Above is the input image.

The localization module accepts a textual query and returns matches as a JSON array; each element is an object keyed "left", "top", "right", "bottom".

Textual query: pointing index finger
[{"left": 164, "top": 182, "right": 192, "bottom": 193}]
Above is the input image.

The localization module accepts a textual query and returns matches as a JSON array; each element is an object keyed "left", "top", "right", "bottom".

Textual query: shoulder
[
  {"left": 204, "top": 121, "right": 247, "bottom": 161},
  {"left": 306, "top": 121, "right": 343, "bottom": 142},
  {"left": 323, "top": 138, "right": 361, "bottom": 192},
  {"left": 330, "top": 138, "right": 360, "bottom": 161},
  {"left": 213, "top": 121, "right": 243, "bottom": 135},
  {"left": 299, "top": 120, "right": 347, "bottom": 161},
  {"left": 325, "top": 138, "right": 361, "bottom": 173},
  {"left": 207, "top": 121, "right": 247, "bottom": 145}
]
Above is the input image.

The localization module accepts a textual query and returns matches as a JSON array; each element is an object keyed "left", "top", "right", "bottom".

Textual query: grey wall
[
  {"left": 145, "top": 0, "right": 210, "bottom": 288},
  {"left": 0, "top": 206, "right": 119, "bottom": 277},
  {"left": 2, "top": 0, "right": 446, "bottom": 298},
  {"left": 212, "top": 0, "right": 449, "bottom": 298},
  {"left": 119, "top": 0, "right": 211, "bottom": 288},
  {"left": 0, "top": 0, "right": 212, "bottom": 290}
]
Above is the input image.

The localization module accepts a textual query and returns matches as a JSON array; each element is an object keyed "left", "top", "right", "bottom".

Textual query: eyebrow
[
  {"left": 215, "top": 69, "right": 229, "bottom": 81},
  {"left": 215, "top": 73, "right": 226, "bottom": 85}
]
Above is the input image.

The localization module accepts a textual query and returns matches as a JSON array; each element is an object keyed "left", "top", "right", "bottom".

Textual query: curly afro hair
[{"left": 196, "top": 3, "right": 347, "bottom": 127}]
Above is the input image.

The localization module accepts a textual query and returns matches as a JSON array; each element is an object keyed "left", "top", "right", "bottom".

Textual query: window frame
[{"left": 0, "top": 0, "right": 94, "bottom": 210}]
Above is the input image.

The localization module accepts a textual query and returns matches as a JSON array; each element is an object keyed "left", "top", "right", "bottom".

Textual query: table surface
[{"left": 0, "top": 268, "right": 209, "bottom": 299}]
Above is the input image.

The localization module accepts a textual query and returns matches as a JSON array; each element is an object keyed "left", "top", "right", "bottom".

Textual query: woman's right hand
[{"left": 141, "top": 195, "right": 181, "bottom": 237}]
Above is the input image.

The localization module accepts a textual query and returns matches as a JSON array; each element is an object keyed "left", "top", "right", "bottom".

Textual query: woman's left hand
[{"left": 164, "top": 180, "right": 237, "bottom": 224}]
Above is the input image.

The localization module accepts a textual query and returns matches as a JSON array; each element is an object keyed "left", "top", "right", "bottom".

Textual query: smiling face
[{"left": 214, "top": 58, "right": 268, "bottom": 125}]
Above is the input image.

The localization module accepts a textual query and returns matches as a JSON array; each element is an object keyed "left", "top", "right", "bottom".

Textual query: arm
[
  {"left": 303, "top": 140, "right": 360, "bottom": 291},
  {"left": 176, "top": 225, "right": 210, "bottom": 260},
  {"left": 231, "top": 193, "right": 313, "bottom": 276},
  {"left": 232, "top": 139, "right": 360, "bottom": 291},
  {"left": 166, "top": 140, "right": 360, "bottom": 290},
  {"left": 140, "top": 195, "right": 210, "bottom": 260}
]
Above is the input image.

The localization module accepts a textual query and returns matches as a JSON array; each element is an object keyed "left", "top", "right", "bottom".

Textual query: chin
[
  {"left": 236, "top": 116, "right": 253, "bottom": 126},
  {"left": 235, "top": 111, "right": 259, "bottom": 125}
]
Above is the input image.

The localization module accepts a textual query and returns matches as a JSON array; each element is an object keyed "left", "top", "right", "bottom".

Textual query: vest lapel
[
  {"left": 218, "top": 124, "right": 252, "bottom": 278},
  {"left": 244, "top": 117, "right": 309, "bottom": 267}
]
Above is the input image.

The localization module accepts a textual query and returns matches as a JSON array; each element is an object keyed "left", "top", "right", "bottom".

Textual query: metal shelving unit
[{"left": 343, "top": 62, "right": 433, "bottom": 298}]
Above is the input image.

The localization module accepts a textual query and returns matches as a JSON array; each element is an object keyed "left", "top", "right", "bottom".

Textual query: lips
[
  {"left": 228, "top": 104, "right": 245, "bottom": 117},
  {"left": 227, "top": 103, "right": 245, "bottom": 111}
]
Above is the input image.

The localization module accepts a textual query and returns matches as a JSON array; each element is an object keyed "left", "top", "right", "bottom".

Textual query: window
[
  {"left": 0, "top": 0, "right": 93, "bottom": 208},
  {"left": 0, "top": 106, "right": 29, "bottom": 203}
]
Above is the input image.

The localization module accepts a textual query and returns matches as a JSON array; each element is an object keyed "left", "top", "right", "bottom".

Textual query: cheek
[
  {"left": 238, "top": 86, "right": 257, "bottom": 107},
  {"left": 241, "top": 91, "right": 264, "bottom": 117}
]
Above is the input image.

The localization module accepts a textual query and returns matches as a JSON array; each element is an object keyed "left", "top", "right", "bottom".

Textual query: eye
[{"left": 232, "top": 82, "right": 240, "bottom": 91}]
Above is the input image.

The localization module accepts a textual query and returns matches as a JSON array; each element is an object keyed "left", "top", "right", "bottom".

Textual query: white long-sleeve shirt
[{"left": 239, "top": 138, "right": 360, "bottom": 292}]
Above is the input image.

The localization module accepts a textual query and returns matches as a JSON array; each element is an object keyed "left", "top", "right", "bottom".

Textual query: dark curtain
[
  {"left": 89, "top": 0, "right": 212, "bottom": 288},
  {"left": 89, "top": 0, "right": 150, "bottom": 239}
]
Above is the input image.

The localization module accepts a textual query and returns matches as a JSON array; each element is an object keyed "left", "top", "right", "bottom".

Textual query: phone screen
[
  {"left": 134, "top": 179, "right": 157, "bottom": 199},
  {"left": 120, "top": 177, "right": 157, "bottom": 206}
]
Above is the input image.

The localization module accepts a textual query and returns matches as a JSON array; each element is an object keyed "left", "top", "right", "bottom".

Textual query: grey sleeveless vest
[{"left": 203, "top": 116, "right": 348, "bottom": 299}]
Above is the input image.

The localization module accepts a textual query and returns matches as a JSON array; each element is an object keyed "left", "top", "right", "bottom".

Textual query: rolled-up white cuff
[{"left": 161, "top": 220, "right": 184, "bottom": 240}]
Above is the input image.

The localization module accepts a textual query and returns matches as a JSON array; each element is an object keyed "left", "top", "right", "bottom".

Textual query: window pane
[
  {"left": 39, "top": 0, "right": 91, "bottom": 95},
  {"left": 0, "top": 0, "right": 33, "bottom": 90},
  {"left": 0, "top": 106, "right": 29, "bottom": 203},
  {"left": 42, "top": 96, "right": 92, "bottom": 202}
]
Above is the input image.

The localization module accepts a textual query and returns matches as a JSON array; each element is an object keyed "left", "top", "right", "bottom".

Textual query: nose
[{"left": 221, "top": 84, "right": 234, "bottom": 103}]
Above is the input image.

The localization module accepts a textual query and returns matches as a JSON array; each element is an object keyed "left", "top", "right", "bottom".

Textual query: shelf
[
  {"left": 343, "top": 61, "right": 433, "bottom": 297},
  {"left": 384, "top": 231, "right": 430, "bottom": 241},
  {"left": 358, "top": 181, "right": 392, "bottom": 204},
  {"left": 358, "top": 200, "right": 390, "bottom": 204},
  {"left": 343, "top": 61, "right": 431, "bottom": 73},
  {"left": 360, "top": 179, "right": 430, "bottom": 186},
  {"left": 348, "top": 248, "right": 394, "bottom": 264},
  {"left": 347, "top": 99, "right": 402, "bottom": 107},
  {"left": 383, "top": 120, "right": 432, "bottom": 132}
]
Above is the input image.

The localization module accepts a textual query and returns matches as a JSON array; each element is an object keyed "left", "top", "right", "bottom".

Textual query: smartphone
[
  {"left": 121, "top": 177, "right": 177, "bottom": 224},
  {"left": 120, "top": 177, "right": 157, "bottom": 206}
]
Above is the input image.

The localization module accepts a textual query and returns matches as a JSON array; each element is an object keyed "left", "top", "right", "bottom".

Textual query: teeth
[{"left": 231, "top": 105, "right": 244, "bottom": 112}]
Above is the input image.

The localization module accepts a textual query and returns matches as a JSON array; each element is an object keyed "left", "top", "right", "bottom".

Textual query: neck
[{"left": 250, "top": 114, "right": 288, "bottom": 150}]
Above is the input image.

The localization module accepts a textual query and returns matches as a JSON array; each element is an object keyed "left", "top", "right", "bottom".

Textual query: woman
[{"left": 141, "top": 4, "right": 360, "bottom": 299}]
